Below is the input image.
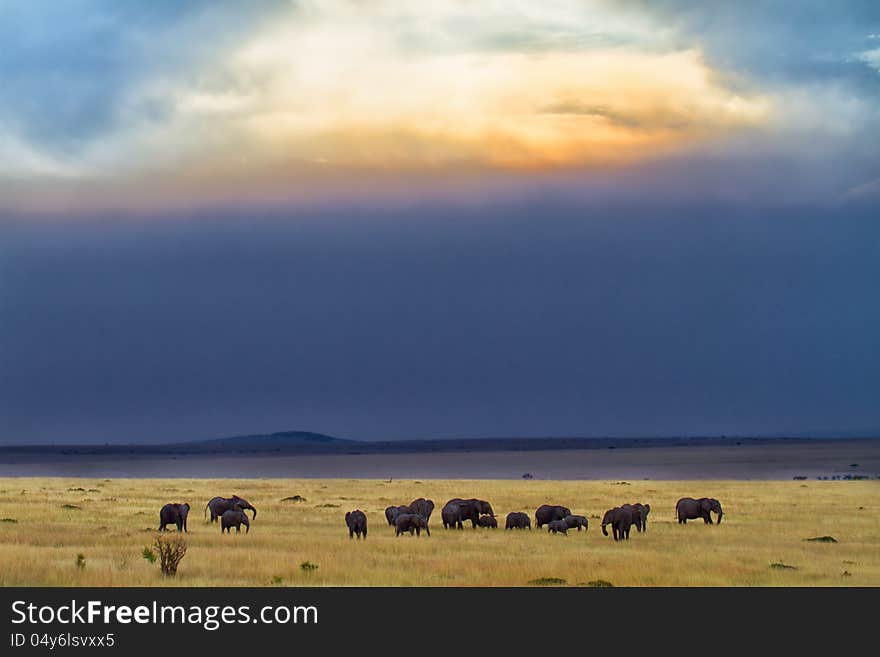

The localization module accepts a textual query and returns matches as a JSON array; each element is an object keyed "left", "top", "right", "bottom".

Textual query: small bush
[
  {"left": 300, "top": 561, "right": 319, "bottom": 572},
  {"left": 528, "top": 577, "right": 567, "bottom": 586},
  {"left": 61, "top": 504, "right": 81, "bottom": 510},
  {"left": 315, "top": 503, "right": 340, "bottom": 508},
  {"left": 271, "top": 576, "right": 284, "bottom": 585},
  {"left": 75, "top": 554, "right": 86, "bottom": 569},
  {"left": 282, "top": 495, "right": 306, "bottom": 502},
  {"left": 1, "top": 518, "right": 17, "bottom": 523},
  {"left": 586, "top": 579, "right": 614, "bottom": 587},
  {"left": 804, "top": 536, "right": 837, "bottom": 543},
  {"left": 142, "top": 547, "right": 157, "bottom": 563},
  {"left": 154, "top": 535, "right": 187, "bottom": 576},
  {"left": 770, "top": 562, "right": 797, "bottom": 570}
]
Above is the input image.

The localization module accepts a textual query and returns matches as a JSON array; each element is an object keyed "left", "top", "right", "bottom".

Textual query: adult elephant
[
  {"left": 345, "top": 510, "right": 368, "bottom": 539},
  {"left": 441, "top": 502, "right": 462, "bottom": 529},
  {"left": 205, "top": 496, "right": 257, "bottom": 523},
  {"left": 449, "top": 498, "right": 494, "bottom": 517},
  {"left": 676, "top": 497, "right": 723, "bottom": 524},
  {"left": 385, "top": 506, "right": 401, "bottom": 526},
  {"left": 408, "top": 498, "right": 435, "bottom": 522},
  {"left": 505, "top": 512, "right": 531, "bottom": 530},
  {"left": 601, "top": 507, "right": 633, "bottom": 541},
  {"left": 443, "top": 498, "right": 488, "bottom": 529},
  {"left": 621, "top": 503, "right": 651, "bottom": 532},
  {"left": 159, "top": 503, "right": 190, "bottom": 532},
  {"left": 535, "top": 504, "right": 571, "bottom": 529}
]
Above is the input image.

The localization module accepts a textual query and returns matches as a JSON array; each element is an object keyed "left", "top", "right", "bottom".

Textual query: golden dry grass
[{"left": 0, "top": 477, "right": 877, "bottom": 587}]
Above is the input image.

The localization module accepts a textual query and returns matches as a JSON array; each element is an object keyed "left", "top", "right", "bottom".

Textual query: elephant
[
  {"left": 562, "top": 514, "right": 588, "bottom": 531},
  {"left": 385, "top": 505, "right": 401, "bottom": 526},
  {"left": 601, "top": 507, "right": 633, "bottom": 541},
  {"left": 159, "top": 503, "right": 190, "bottom": 532},
  {"left": 535, "top": 504, "right": 572, "bottom": 529},
  {"left": 408, "top": 498, "right": 435, "bottom": 521},
  {"left": 441, "top": 502, "right": 464, "bottom": 529},
  {"left": 476, "top": 514, "right": 497, "bottom": 528},
  {"left": 676, "top": 497, "right": 723, "bottom": 524},
  {"left": 449, "top": 498, "right": 494, "bottom": 516},
  {"left": 221, "top": 506, "right": 250, "bottom": 534},
  {"left": 505, "top": 512, "right": 531, "bottom": 530},
  {"left": 345, "top": 509, "right": 368, "bottom": 539},
  {"left": 205, "top": 495, "right": 257, "bottom": 523},
  {"left": 442, "top": 498, "right": 487, "bottom": 529},
  {"left": 394, "top": 513, "right": 430, "bottom": 537},
  {"left": 385, "top": 504, "right": 413, "bottom": 526},
  {"left": 547, "top": 519, "right": 569, "bottom": 535},
  {"left": 621, "top": 503, "right": 651, "bottom": 532}
]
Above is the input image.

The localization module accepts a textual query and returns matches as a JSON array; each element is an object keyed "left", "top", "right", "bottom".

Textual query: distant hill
[
  {"left": 180, "top": 430, "right": 352, "bottom": 449},
  {"left": 0, "top": 430, "right": 869, "bottom": 458}
]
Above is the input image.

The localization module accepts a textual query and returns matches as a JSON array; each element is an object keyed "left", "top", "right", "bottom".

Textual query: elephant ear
[{"left": 701, "top": 499, "right": 712, "bottom": 511}]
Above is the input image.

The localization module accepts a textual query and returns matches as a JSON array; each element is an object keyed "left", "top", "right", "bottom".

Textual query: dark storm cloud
[{"left": 1, "top": 197, "right": 878, "bottom": 444}]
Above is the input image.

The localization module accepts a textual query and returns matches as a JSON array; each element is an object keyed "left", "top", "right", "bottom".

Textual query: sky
[{"left": 1, "top": 1, "right": 879, "bottom": 444}]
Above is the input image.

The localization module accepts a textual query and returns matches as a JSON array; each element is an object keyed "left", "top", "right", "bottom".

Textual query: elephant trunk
[
  {"left": 716, "top": 511, "right": 722, "bottom": 525},
  {"left": 248, "top": 505, "right": 257, "bottom": 519},
  {"left": 601, "top": 523, "right": 609, "bottom": 536}
]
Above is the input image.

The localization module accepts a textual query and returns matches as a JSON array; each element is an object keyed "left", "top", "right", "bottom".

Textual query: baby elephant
[
  {"left": 394, "top": 513, "right": 429, "bottom": 537},
  {"left": 505, "top": 512, "right": 531, "bottom": 530},
  {"left": 159, "top": 502, "right": 190, "bottom": 532},
  {"left": 346, "top": 510, "right": 368, "bottom": 539},
  {"left": 221, "top": 506, "right": 250, "bottom": 534},
  {"left": 547, "top": 519, "right": 569, "bottom": 535},
  {"left": 563, "top": 514, "right": 588, "bottom": 532},
  {"left": 477, "top": 514, "right": 497, "bottom": 528}
]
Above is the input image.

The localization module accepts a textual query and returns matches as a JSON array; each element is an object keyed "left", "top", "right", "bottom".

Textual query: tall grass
[{"left": 0, "top": 477, "right": 876, "bottom": 586}]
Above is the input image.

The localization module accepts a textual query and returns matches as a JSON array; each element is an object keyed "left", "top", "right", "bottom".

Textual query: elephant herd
[
  {"left": 158, "top": 493, "right": 724, "bottom": 542},
  {"left": 347, "top": 496, "right": 724, "bottom": 541},
  {"left": 158, "top": 495, "right": 258, "bottom": 534}
]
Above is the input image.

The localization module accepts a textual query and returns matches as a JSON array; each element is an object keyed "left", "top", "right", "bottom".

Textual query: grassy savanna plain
[{"left": 0, "top": 478, "right": 877, "bottom": 586}]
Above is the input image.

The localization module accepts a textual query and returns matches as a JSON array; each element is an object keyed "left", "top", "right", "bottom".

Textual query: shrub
[
  {"left": 770, "top": 562, "right": 797, "bottom": 570},
  {"left": 586, "top": 579, "right": 614, "bottom": 587},
  {"left": 282, "top": 495, "right": 306, "bottom": 502},
  {"left": 271, "top": 576, "right": 284, "bottom": 585},
  {"left": 804, "top": 536, "right": 837, "bottom": 543},
  {"left": 0, "top": 518, "right": 17, "bottom": 523},
  {"left": 75, "top": 554, "right": 86, "bottom": 569},
  {"left": 528, "top": 577, "right": 566, "bottom": 586},
  {"left": 300, "top": 561, "right": 319, "bottom": 572},
  {"left": 142, "top": 547, "right": 157, "bottom": 563},
  {"left": 154, "top": 534, "right": 187, "bottom": 576}
]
